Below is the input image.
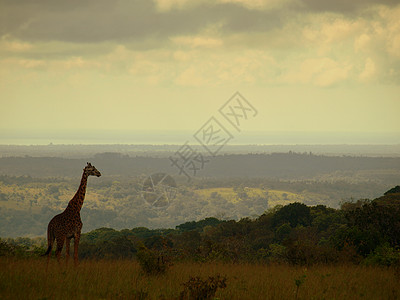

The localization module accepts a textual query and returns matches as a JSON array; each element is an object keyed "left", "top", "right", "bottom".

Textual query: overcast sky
[{"left": 1, "top": 0, "right": 399, "bottom": 144}]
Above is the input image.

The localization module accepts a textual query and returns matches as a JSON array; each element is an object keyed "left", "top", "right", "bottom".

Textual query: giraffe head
[{"left": 84, "top": 162, "right": 101, "bottom": 177}]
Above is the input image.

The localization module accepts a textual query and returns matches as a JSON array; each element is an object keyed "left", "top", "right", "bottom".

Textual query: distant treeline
[
  {"left": 0, "top": 152, "right": 399, "bottom": 179},
  {"left": 1, "top": 144, "right": 400, "bottom": 158}
]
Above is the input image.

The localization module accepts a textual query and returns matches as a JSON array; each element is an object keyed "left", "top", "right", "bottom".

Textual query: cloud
[
  {"left": 155, "top": 0, "right": 203, "bottom": 11},
  {"left": 359, "top": 57, "right": 376, "bottom": 81},
  {"left": 0, "top": 0, "right": 197, "bottom": 43},
  {"left": 171, "top": 36, "right": 223, "bottom": 48},
  {"left": 0, "top": 0, "right": 285, "bottom": 43},
  {"left": 155, "top": 0, "right": 295, "bottom": 11},
  {"left": 1, "top": 0, "right": 397, "bottom": 49},
  {"left": 155, "top": 0, "right": 400, "bottom": 13},
  {"left": 0, "top": 0, "right": 399, "bottom": 86},
  {"left": 280, "top": 57, "right": 352, "bottom": 86},
  {"left": 354, "top": 34, "right": 371, "bottom": 53},
  {"left": 174, "top": 66, "right": 209, "bottom": 86},
  {"left": 299, "top": 0, "right": 399, "bottom": 13},
  {"left": 218, "top": 0, "right": 294, "bottom": 10},
  {"left": 0, "top": 36, "right": 32, "bottom": 52}
]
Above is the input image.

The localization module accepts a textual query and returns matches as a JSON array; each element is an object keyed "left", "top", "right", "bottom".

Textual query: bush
[
  {"left": 268, "top": 243, "right": 288, "bottom": 263},
  {"left": 283, "top": 227, "right": 339, "bottom": 265},
  {"left": 275, "top": 223, "right": 291, "bottom": 242},
  {"left": 364, "top": 244, "right": 400, "bottom": 266},
  {"left": 79, "top": 236, "right": 137, "bottom": 260},
  {"left": 131, "top": 289, "right": 149, "bottom": 300},
  {"left": 0, "top": 239, "right": 44, "bottom": 257},
  {"left": 0, "top": 239, "right": 16, "bottom": 256},
  {"left": 136, "top": 242, "right": 171, "bottom": 275},
  {"left": 179, "top": 275, "right": 227, "bottom": 300}
]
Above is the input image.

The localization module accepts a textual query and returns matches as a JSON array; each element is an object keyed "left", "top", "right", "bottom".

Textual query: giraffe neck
[{"left": 66, "top": 171, "right": 88, "bottom": 213}]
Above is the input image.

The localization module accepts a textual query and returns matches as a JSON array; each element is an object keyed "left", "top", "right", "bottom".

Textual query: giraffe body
[{"left": 44, "top": 162, "right": 101, "bottom": 265}]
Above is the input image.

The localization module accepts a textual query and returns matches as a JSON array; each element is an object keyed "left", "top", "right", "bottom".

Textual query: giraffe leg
[
  {"left": 55, "top": 237, "right": 65, "bottom": 264},
  {"left": 65, "top": 237, "right": 71, "bottom": 266},
  {"left": 74, "top": 233, "right": 80, "bottom": 267}
]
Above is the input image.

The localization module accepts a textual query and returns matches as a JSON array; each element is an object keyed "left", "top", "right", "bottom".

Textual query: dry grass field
[{"left": 1, "top": 258, "right": 399, "bottom": 299}]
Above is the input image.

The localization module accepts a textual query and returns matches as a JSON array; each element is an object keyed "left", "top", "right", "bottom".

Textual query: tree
[{"left": 272, "top": 202, "right": 312, "bottom": 228}]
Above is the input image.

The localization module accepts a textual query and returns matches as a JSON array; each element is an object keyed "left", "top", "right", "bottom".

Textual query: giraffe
[{"left": 43, "top": 162, "right": 101, "bottom": 266}]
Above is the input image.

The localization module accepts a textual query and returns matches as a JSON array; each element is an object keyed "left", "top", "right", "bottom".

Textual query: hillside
[
  {"left": 0, "top": 174, "right": 392, "bottom": 237},
  {"left": 2, "top": 187, "right": 399, "bottom": 270},
  {"left": 0, "top": 150, "right": 398, "bottom": 237},
  {"left": 374, "top": 185, "right": 400, "bottom": 207}
]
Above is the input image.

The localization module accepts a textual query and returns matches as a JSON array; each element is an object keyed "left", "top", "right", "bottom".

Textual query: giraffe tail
[
  {"left": 42, "top": 245, "right": 52, "bottom": 256},
  {"left": 42, "top": 225, "right": 55, "bottom": 256}
]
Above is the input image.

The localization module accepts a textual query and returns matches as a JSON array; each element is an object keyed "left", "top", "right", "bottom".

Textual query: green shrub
[
  {"left": 294, "top": 273, "right": 307, "bottom": 300},
  {"left": 268, "top": 243, "right": 288, "bottom": 263},
  {"left": 131, "top": 288, "right": 148, "bottom": 300},
  {"left": 179, "top": 275, "right": 227, "bottom": 300},
  {"left": 136, "top": 242, "right": 171, "bottom": 275},
  {"left": 0, "top": 239, "right": 44, "bottom": 257},
  {"left": 0, "top": 239, "right": 16, "bottom": 256},
  {"left": 364, "top": 244, "right": 400, "bottom": 266}
]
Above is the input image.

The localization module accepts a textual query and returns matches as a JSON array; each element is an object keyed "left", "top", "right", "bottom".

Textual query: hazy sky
[{"left": 1, "top": 0, "right": 399, "bottom": 144}]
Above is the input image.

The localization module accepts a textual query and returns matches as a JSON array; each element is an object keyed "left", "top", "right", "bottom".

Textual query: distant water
[{"left": 1, "top": 130, "right": 399, "bottom": 145}]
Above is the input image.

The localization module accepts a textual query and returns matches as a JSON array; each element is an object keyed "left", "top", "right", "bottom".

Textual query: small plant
[
  {"left": 294, "top": 273, "right": 307, "bottom": 300},
  {"left": 131, "top": 288, "right": 148, "bottom": 300},
  {"left": 179, "top": 275, "right": 227, "bottom": 300},
  {"left": 0, "top": 239, "right": 16, "bottom": 256},
  {"left": 136, "top": 242, "right": 170, "bottom": 275},
  {"left": 394, "top": 263, "right": 400, "bottom": 281},
  {"left": 364, "top": 244, "right": 400, "bottom": 267}
]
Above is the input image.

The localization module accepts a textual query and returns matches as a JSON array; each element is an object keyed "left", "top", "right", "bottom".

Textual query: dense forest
[{"left": 2, "top": 187, "right": 400, "bottom": 267}]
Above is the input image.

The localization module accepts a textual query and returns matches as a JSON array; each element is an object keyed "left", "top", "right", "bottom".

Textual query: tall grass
[{"left": 0, "top": 258, "right": 399, "bottom": 299}]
